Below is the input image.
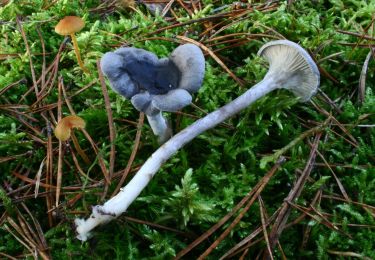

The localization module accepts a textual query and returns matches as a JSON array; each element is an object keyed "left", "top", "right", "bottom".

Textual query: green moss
[{"left": 0, "top": 0, "right": 374, "bottom": 258}]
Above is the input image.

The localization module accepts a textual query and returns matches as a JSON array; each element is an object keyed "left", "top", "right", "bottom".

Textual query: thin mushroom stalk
[
  {"left": 75, "top": 40, "right": 320, "bottom": 241},
  {"left": 69, "top": 33, "right": 89, "bottom": 74},
  {"left": 146, "top": 111, "right": 172, "bottom": 144}
]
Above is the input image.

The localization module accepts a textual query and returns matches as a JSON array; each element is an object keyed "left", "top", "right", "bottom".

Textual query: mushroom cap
[
  {"left": 152, "top": 89, "right": 192, "bottom": 112},
  {"left": 169, "top": 44, "right": 205, "bottom": 93},
  {"left": 54, "top": 115, "right": 86, "bottom": 141},
  {"left": 131, "top": 92, "right": 158, "bottom": 116},
  {"left": 101, "top": 47, "right": 180, "bottom": 96},
  {"left": 131, "top": 89, "right": 192, "bottom": 116},
  {"left": 115, "top": 48, "right": 181, "bottom": 95},
  {"left": 55, "top": 16, "right": 85, "bottom": 35},
  {"left": 101, "top": 44, "right": 205, "bottom": 114},
  {"left": 258, "top": 40, "right": 320, "bottom": 102},
  {"left": 100, "top": 52, "right": 138, "bottom": 98}
]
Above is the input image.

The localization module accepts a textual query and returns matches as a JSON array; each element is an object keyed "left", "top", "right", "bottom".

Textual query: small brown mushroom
[
  {"left": 54, "top": 115, "right": 86, "bottom": 141},
  {"left": 55, "top": 16, "right": 89, "bottom": 73}
]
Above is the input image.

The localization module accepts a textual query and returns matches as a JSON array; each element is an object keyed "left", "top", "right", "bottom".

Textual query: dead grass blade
[
  {"left": 3, "top": 223, "right": 35, "bottom": 256},
  {"left": 36, "top": 26, "right": 46, "bottom": 94},
  {"left": 44, "top": 119, "right": 54, "bottom": 226},
  {"left": 265, "top": 133, "right": 322, "bottom": 259},
  {"left": 0, "top": 78, "right": 27, "bottom": 96},
  {"left": 311, "top": 102, "right": 359, "bottom": 147},
  {"left": 80, "top": 128, "right": 111, "bottom": 197},
  {"left": 16, "top": 16, "right": 38, "bottom": 97},
  {"left": 358, "top": 50, "right": 373, "bottom": 104},
  {"left": 124, "top": 215, "right": 194, "bottom": 238},
  {"left": 321, "top": 195, "right": 375, "bottom": 212},
  {"left": 177, "top": 35, "right": 245, "bottom": 87},
  {"left": 5, "top": 205, "right": 50, "bottom": 260},
  {"left": 0, "top": 252, "right": 18, "bottom": 260},
  {"left": 97, "top": 59, "right": 116, "bottom": 180},
  {"left": 111, "top": 112, "right": 144, "bottom": 197},
  {"left": 161, "top": 0, "right": 175, "bottom": 17},
  {"left": 315, "top": 149, "right": 351, "bottom": 202},
  {"left": 288, "top": 203, "right": 351, "bottom": 238},
  {"left": 30, "top": 38, "right": 66, "bottom": 106},
  {"left": 199, "top": 160, "right": 285, "bottom": 259},
  {"left": 55, "top": 76, "right": 63, "bottom": 208},
  {"left": 68, "top": 145, "right": 96, "bottom": 182},
  {"left": 327, "top": 250, "right": 373, "bottom": 260},
  {"left": 34, "top": 157, "right": 45, "bottom": 198},
  {"left": 175, "top": 157, "right": 285, "bottom": 259},
  {"left": 21, "top": 204, "right": 49, "bottom": 251},
  {"left": 258, "top": 196, "right": 273, "bottom": 260},
  {"left": 337, "top": 29, "right": 375, "bottom": 41},
  {"left": 0, "top": 151, "right": 32, "bottom": 164},
  {"left": 220, "top": 210, "right": 279, "bottom": 260},
  {"left": 145, "top": 13, "right": 227, "bottom": 36},
  {"left": 206, "top": 3, "right": 279, "bottom": 39}
]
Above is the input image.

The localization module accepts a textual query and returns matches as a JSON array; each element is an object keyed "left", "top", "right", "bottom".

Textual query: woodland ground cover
[{"left": 0, "top": 0, "right": 374, "bottom": 259}]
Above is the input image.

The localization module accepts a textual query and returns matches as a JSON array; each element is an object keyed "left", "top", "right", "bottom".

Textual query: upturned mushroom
[
  {"left": 75, "top": 40, "right": 320, "bottom": 241},
  {"left": 55, "top": 16, "right": 89, "bottom": 73},
  {"left": 100, "top": 44, "right": 205, "bottom": 143}
]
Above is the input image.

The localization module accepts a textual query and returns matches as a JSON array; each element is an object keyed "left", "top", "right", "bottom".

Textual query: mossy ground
[{"left": 0, "top": 0, "right": 374, "bottom": 259}]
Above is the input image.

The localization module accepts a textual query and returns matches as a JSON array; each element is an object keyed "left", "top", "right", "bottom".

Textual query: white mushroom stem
[
  {"left": 75, "top": 76, "right": 278, "bottom": 241},
  {"left": 147, "top": 111, "right": 172, "bottom": 144}
]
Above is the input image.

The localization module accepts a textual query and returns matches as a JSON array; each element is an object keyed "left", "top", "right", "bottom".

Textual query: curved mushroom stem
[
  {"left": 75, "top": 76, "right": 280, "bottom": 241},
  {"left": 69, "top": 33, "right": 89, "bottom": 74},
  {"left": 147, "top": 111, "right": 172, "bottom": 144}
]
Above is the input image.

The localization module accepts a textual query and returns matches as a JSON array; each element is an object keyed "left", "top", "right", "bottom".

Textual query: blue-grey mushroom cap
[
  {"left": 170, "top": 44, "right": 205, "bottom": 93},
  {"left": 101, "top": 44, "right": 205, "bottom": 115},
  {"left": 131, "top": 92, "right": 159, "bottom": 116},
  {"left": 258, "top": 40, "right": 320, "bottom": 102},
  {"left": 131, "top": 89, "right": 192, "bottom": 116},
  {"left": 114, "top": 47, "right": 162, "bottom": 94},
  {"left": 100, "top": 52, "right": 138, "bottom": 98},
  {"left": 152, "top": 89, "right": 192, "bottom": 112}
]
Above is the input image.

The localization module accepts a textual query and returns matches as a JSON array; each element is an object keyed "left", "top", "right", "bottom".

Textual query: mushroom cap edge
[
  {"left": 257, "top": 40, "right": 320, "bottom": 102},
  {"left": 169, "top": 44, "right": 205, "bottom": 94},
  {"left": 55, "top": 16, "right": 85, "bottom": 35}
]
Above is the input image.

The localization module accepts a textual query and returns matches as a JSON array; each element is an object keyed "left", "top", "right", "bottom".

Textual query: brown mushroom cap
[
  {"left": 55, "top": 16, "right": 85, "bottom": 35},
  {"left": 54, "top": 115, "right": 86, "bottom": 141}
]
